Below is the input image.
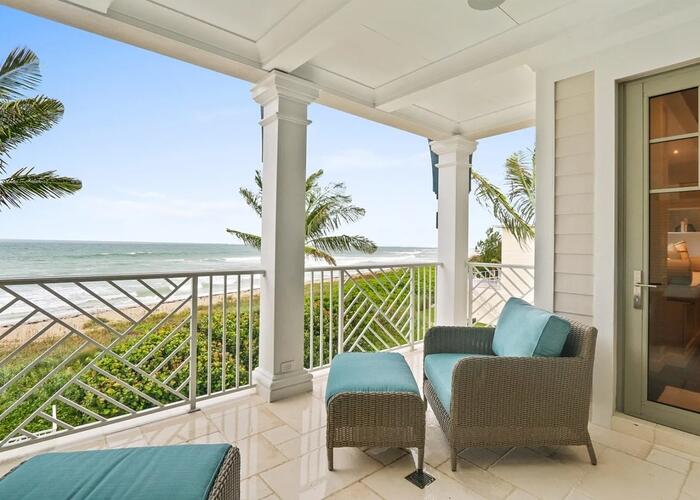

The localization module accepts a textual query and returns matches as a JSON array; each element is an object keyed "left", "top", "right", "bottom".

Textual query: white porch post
[
  {"left": 430, "top": 136, "right": 477, "bottom": 326},
  {"left": 252, "top": 71, "right": 318, "bottom": 402}
]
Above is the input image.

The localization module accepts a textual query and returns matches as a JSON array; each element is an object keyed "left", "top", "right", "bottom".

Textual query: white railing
[
  {"left": 467, "top": 262, "right": 535, "bottom": 326},
  {"left": 0, "top": 260, "right": 531, "bottom": 450},
  {"left": 304, "top": 262, "right": 437, "bottom": 370},
  {"left": 0, "top": 270, "right": 263, "bottom": 450}
]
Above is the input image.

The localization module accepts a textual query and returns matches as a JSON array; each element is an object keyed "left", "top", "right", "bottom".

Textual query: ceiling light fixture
[{"left": 468, "top": 0, "right": 506, "bottom": 10}]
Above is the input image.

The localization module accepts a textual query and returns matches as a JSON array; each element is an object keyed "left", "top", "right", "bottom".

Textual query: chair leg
[
  {"left": 586, "top": 437, "right": 597, "bottom": 466},
  {"left": 327, "top": 446, "right": 334, "bottom": 471},
  {"left": 417, "top": 447, "right": 424, "bottom": 471},
  {"left": 450, "top": 447, "right": 457, "bottom": 471}
]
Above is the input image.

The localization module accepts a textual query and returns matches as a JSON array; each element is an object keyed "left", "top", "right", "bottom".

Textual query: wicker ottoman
[
  {"left": 0, "top": 444, "right": 240, "bottom": 500},
  {"left": 325, "top": 352, "right": 425, "bottom": 471}
]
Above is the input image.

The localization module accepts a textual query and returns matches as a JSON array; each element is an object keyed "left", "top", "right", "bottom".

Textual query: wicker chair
[{"left": 423, "top": 321, "right": 598, "bottom": 471}]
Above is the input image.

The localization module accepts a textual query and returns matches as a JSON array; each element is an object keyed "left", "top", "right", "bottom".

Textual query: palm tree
[
  {"left": 472, "top": 149, "right": 535, "bottom": 244},
  {"left": 227, "top": 169, "right": 377, "bottom": 265},
  {"left": 0, "top": 47, "right": 81, "bottom": 210}
]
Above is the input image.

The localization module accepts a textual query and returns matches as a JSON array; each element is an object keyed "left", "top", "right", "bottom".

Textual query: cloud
[{"left": 314, "top": 148, "right": 426, "bottom": 171}]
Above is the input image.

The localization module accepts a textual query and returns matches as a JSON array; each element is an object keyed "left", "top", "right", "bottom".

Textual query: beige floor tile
[
  {"left": 140, "top": 411, "right": 218, "bottom": 445},
  {"left": 58, "top": 435, "right": 107, "bottom": 452},
  {"left": 507, "top": 489, "right": 539, "bottom": 500},
  {"left": 458, "top": 447, "right": 509, "bottom": 469},
  {"left": 550, "top": 443, "right": 606, "bottom": 468},
  {"left": 683, "top": 462, "right": 700, "bottom": 499},
  {"left": 489, "top": 447, "right": 585, "bottom": 499},
  {"left": 263, "top": 495, "right": 281, "bottom": 500},
  {"left": 588, "top": 424, "right": 651, "bottom": 458},
  {"left": 576, "top": 448, "right": 685, "bottom": 500},
  {"left": 263, "top": 424, "right": 300, "bottom": 446},
  {"left": 564, "top": 491, "right": 595, "bottom": 500},
  {"left": 362, "top": 455, "right": 487, "bottom": 499},
  {"left": 655, "top": 425, "right": 700, "bottom": 458},
  {"left": 327, "top": 481, "right": 383, "bottom": 499},
  {"left": 236, "top": 433, "right": 289, "bottom": 479},
  {"left": 206, "top": 404, "right": 283, "bottom": 442},
  {"left": 276, "top": 427, "right": 326, "bottom": 461},
  {"left": 646, "top": 447, "right": 691, "bottom": 474},
  {"left": 364, "top": 447, "right": 408, "bottom": 466},
  {"left": 610, "top": 414, "right": 656, "bottom": 443},
  {"left": 0, "top": 459, "right": 22, "bottom": 478},
  {"left": 423, "top": 423, "right": 452, "bottom": 468},
  {"left": 105, "top": 427, "right": 147, "bottom": 448},
  {"left": 261, "top": 446, "right": 382, "bottom": 500},
  {"left": 188, "top": 431, "right": 228, "bottom": 444},
  {"left": 439, "top": 459, "right": 515, "bottom": 499},
  {"left": 266, "top": 393, "right": 327, "bottom": 434},
  {"left": 241, "top": 474, "right": 274, "bottom": 500}
]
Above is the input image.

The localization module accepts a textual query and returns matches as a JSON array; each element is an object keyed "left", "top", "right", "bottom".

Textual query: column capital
[
  {"left": 251, "top": 70, "right": 320, "bottom": 107},
  {"left": 429, "top": 135, "right": 478, "bottom": 158}
]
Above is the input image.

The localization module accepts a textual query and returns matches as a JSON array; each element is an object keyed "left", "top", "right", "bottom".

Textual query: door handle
[{"left": 633, "top": 270, "right": 659, "bottom": 309}]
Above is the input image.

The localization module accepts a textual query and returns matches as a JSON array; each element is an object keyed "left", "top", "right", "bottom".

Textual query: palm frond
[
  {"left": 305, "top": 169, "right": 324, "bottom": 191},
  {"left": 310, "top": 235, "right": 378, "bottom": 255},
  {"left": 0, "top": 168, "right": 81, "bottom": 210},
  {"left": 238, "top": 187, "right": 261, "bottom": 216},
  {"left": 226, "top": 229, "right": 262, "bottom": 250},
  {"left": 504, "top": 149, "right": 535, "bottom": 225},
  {"left": 471, "top": 169, "right": 534, "bottom": 243},
  {"left": 0, "top": 97, "right": 64, "bottom": 161},
  {"left": 0, "top": 48, "right": 40, "bottom": 101},
  {"left": 304, "top": 245, "right": 336, "bottom": 265}
]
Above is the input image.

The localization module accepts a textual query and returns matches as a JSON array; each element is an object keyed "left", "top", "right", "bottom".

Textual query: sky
[{"left": 0, "top": 5, "right": 534, "bottom": 250}]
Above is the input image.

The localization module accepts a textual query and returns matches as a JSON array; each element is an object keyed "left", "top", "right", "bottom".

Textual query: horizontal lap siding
[{"left": 554, "top": 72, "right": 594, "bottom": 324}]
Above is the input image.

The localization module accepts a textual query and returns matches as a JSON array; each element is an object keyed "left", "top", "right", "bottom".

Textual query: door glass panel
[
  {"left": 650, "top": 137, "right": 698, "bottom": 189},
  {"left": 650, "top": 88, "right": 698, "bottom": 139},
  {"left": 649, "top": 190, "right": 700, "bottom": 413}
]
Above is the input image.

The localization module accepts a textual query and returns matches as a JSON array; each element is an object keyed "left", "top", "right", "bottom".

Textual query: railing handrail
[
  {"left": 0, "top": 262, "right": 444, "bottom": 286},
  {"left": 467, "top": 262, "right": 534, "bottom": 270},
  {"left": 304, "top": 261, "right": 441, "bottom": 273},
  {"left": 0, "top": 268, "right": 266, "bottom": 286}
]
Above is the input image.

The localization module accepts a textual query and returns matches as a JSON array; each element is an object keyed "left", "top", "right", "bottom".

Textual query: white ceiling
[{"left": 8, "top": 0, "right": 700, "bottom": 139}]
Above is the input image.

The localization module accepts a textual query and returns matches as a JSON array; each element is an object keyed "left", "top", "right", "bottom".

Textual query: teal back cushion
[
  {"left": 325, "top": 352, "right": 419, "bottom": 403},
  {"left": 493, "top": 298, "right": 571, "bottom": 357},
  {"left": 0, "top": 444, "right": 231, "bottom": 500}
]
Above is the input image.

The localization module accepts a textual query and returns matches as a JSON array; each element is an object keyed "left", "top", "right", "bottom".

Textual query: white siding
[{"left": 554, "top": 72, "right": 594, "bottom": 323}]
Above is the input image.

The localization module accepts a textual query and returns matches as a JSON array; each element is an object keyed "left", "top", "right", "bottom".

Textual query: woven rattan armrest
[{"left": 423, "top": 326, "right": 495, "bottom": 357}]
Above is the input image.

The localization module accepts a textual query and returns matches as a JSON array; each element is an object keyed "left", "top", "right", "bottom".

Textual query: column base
[{"left": 253, "top": 367, "right": 313, "bottom": 403}]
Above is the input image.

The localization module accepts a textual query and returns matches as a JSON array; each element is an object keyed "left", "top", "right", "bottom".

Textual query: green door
[{"left": 623, "top": 64, "right": 700, "bottom": 434}]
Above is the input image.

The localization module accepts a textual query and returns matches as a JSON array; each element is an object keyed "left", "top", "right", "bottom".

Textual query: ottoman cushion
[
  {"left": 325, "top": 352, "right": 419, "bottom": 403},
  {"left": 0, "top": 444, "right": 231, "bottom": 500}
]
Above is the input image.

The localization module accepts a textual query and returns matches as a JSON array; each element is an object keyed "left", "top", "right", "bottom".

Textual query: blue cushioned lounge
[
  {"left": 492, "top": 297, "right": 571, "bottom": 357},
  {"left": 325, "top": 351, "right": 420, "bottom": 403},
  {"left": 0, "top": 444, "right": 232, "bottom": 500}
]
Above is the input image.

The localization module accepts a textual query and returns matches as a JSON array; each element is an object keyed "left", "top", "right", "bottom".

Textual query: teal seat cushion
[
  {"left": 493, "top": 297, "right": 571, "bottom": 357},
  {"left": 424, "top": 353, "right": 490, "bottom": 410},
  {"left": 325, "top": 352, "right": 419, "bottom": 403},
  {"left": 0, "top": 444, "right": 231, "bottom": 500}
]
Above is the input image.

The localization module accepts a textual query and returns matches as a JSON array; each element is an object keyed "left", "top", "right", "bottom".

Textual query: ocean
[{"left": 0, "top": 240, "right": 437, "bottom": 324}]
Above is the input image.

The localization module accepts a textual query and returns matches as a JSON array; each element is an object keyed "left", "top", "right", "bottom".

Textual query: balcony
[{"left": 2, "top": 262, "right": 699, "bottom": 499}]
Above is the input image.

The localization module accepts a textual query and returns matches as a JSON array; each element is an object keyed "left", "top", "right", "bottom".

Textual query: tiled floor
[{"left": 2, "top": 349, "right": 700, "bottom": 499}]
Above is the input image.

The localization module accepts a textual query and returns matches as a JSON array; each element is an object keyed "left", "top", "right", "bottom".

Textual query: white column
[
  {"left": 251, "top": 71, "right": 318, "bottom": 402},
  {"left": 430, "top": 136, "right": 477, "bottom": 326}
]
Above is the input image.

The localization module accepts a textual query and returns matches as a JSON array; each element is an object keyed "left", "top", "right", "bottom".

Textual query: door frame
[{"left": 619, "top": 63, "right": 700, "bottom": 435}]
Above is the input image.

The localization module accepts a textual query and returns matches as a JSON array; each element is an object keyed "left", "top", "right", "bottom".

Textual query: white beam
[
  {"left": 258, "top": 0, "right": 362, "bottom": 72},
  {"left": 64, "top": 0, "right": 113, "bottom": 14},
  {"left": 252, "top": 71, "right": 319, "bottom": 402},
  {"left": 431, "top": 136, "right": 477, "bottom": 326}
]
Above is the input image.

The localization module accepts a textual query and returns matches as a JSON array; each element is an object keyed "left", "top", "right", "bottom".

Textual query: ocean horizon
[
  {"left": 0, "top": 239, "right": 438, "bottom": 279},
  {"left": 0, "top": 240, "right": 437, "bottom": 324}
]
